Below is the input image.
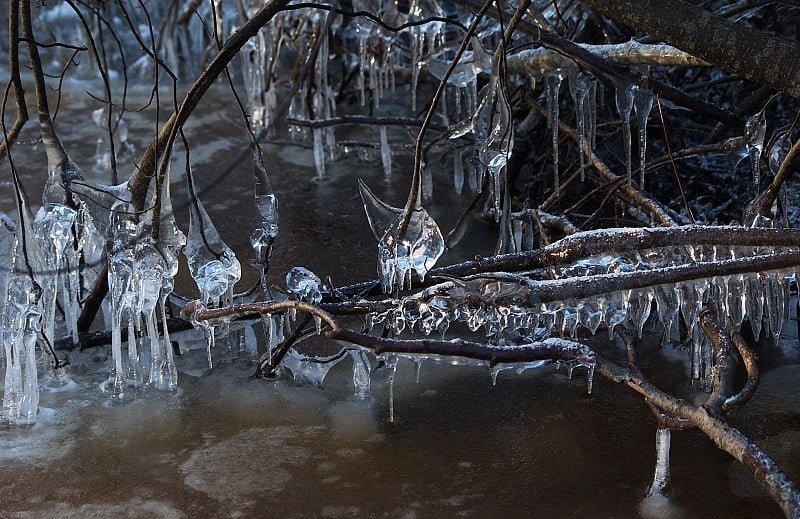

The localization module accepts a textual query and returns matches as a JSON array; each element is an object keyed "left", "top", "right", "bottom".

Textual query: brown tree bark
[{"left": 581, "top": 0, "right": 800, "bottom": 99}]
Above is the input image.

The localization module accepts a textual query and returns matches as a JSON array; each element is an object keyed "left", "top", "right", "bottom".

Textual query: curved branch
[
  {"left": 0, "top": 0, "right": 28, "bottom": 162},
  {"left": 595, "top": 356, "right": 800, "bottom": 518}
]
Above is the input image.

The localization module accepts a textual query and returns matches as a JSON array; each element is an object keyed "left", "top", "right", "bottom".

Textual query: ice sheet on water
[{"left": 286, "top": 266, "right": 327, "bottom": 304}]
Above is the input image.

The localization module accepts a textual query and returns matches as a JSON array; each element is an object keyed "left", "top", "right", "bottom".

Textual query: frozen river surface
[{"left": 0, "top": 83, "right": 798, "bottom": 518}]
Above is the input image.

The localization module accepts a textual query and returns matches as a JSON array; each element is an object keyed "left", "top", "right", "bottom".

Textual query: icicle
[
  {"left": 545, "top": 71, "right": 565, "bottom": 195},
  {"left": 588, "top": 78, "right": 597, "bottom": 151},
  {"left": 746, "top": 273, "right": 765, "bottom": 341},
  {"left": 615, "top": 81, "right": 635, "bottom": 184},
  {"left": 473, "top": 76, "right": 514, "bottom": 217},
  {"left": 764, "top": 272, "right": 787, "bottom": 344},
  {"left": 312, "top": 127, "right": 326, "bottom": 181},
  {"left": 350, "top": 349, "right": 371, "bottom": 399},
  {"left": 409, "top": 26, "right": 423, "bottom": 111},
  {"left": 647, "top": 427, "right": 672, "bottom": 497},
  {"left": 569, "top": 72, "right": 592, "bottom": 180},
  {"left": 421, "top": 161, "right": 433, "bottom": 204},
  {"left": 489, "top": 366, "right": 501, "bottom": 386},
  {"left": 379, "top": 126, "right": 392, "bottom": 182},
  {"left": 653, "top": 285, "right": 678, "bottom": 343},
  {"left": 630, "top": 289, "right": 654, "bottom": 338},
  {"left": 313, "top": 315, "right": 323, "bottom": 335},
  {"left": 744, "top": 109, "right": 767, "bottom": 189},
  {"left": 3, "top": 276, "right": 42, "bottom": 424},
  {"left": 127, "top": 319, "right": 142, "bottom": 387},
  {"left": 633, "top": 87, "right": 654, "bottom": 188},
  {"left": 387, "top": 354, "right": 398, "bottom": 422},
  {"left": 724, "top": 274, "right": 746, "bottom": 330},
  {"left": 453, "top": 148, "right": 464, "bottom": 195}
]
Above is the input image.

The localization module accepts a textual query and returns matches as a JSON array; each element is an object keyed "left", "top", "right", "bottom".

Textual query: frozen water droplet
[{"left": 286, "top": 266, "right": 327, "bottom": 304}]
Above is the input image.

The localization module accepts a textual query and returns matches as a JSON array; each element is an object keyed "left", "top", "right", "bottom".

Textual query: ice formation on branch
[
  {"left": 473, "top": 75, "right": 514, "bottom": 218},
  {"left": 286, "top": 266, "right": 327, "bottom": 304},
  {"left": 359, "top": 180, "right": 445, "bottom": 293},
  {"left": 185, "top": 180, "right": 242, "bottom": 368},
  {"left": 368, "top": 242, "right": 796, "bottom": 383}
]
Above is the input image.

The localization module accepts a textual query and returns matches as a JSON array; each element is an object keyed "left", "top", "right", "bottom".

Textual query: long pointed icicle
[
  {"left": 615, "top": 81, "right": 635, "bottom": 185},
  {"left": 546, "top": 71, "right": 565, "bottom": 195},
  {"left": 634, "top": 87, "right": 654, "bottom": 188}
]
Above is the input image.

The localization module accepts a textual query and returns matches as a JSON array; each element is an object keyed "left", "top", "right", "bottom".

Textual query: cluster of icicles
[
  {"left": 0, "top": 199, "right": 104, "bottom": 425},
  {"left": 367, "top": 244, "right": 796, "bottom": 384}
]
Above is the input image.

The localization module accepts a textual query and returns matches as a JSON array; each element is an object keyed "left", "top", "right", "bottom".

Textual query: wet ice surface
[
  {"left": 1, "top": 84, "right": 798, "bottom": 518},
  {"left": 0, "top": 338, "right": 797, "bottom": 518}
]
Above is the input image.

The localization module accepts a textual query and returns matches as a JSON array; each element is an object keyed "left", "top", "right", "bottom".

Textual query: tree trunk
[{"left": 581, "top": 0, "right": 800, "bottom": 99}]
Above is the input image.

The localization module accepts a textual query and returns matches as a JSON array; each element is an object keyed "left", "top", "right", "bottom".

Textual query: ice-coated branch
[
  {"left": 184, "top": 299, "right": 339, "bottom": 332},
  {"left": 400, "top": 0, "right": 493, "bottom": 238},
  {"left": 616, "top": 326, "right": 694, "bottom": 429},
  {"left": 506, "top": 40, "right": 709, "bottom": 79},
  {"left": 331, "top": 224, "right": 800, "bottom": 301},
  {"left": 21, "top": 0, "right": 81, "bottom": 207},
  {"left": 725, "top": 330, "right": 760, "bottom": 411},
  {"left": 581, "top": 0, "right": 800, "bottom": 100},
  {"left": 751, "top": 134, "right": 800, "bottom": 221},
  {"left": 452, "top": 0, "right": 739, "bottom": 126},
  {"left": 328, "top": 328, "right": 595, "bottom": 367},
  {"left": 698, "top": 307, "right": 738, "bottom": 413}
]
